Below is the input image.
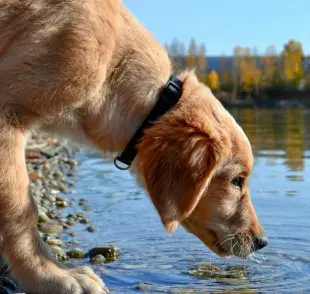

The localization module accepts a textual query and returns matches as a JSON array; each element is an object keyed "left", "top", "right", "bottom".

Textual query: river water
[{"left": 67, "top": 108, "right": 310, "bottom": 293}]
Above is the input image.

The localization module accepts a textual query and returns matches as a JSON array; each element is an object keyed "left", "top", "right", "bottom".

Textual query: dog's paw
[
  {"left": 68, "top": 266, "right": 109, "bottom": 294},
  {"left": 24, "top": 266, "right": 108, "bottom": 294}
]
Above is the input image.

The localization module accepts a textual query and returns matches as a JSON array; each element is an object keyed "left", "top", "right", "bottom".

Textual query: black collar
[{"left": 114, "top": 75, "right": 183, "bottom": 170}]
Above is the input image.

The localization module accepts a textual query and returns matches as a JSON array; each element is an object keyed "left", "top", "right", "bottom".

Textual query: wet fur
[{"left": 0, "top": 0, "right": 265, "bottom": 293}]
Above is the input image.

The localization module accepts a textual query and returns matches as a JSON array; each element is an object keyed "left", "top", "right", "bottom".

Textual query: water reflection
[{"left": 231, "top": 108, "right": 309, "bottom": 179}]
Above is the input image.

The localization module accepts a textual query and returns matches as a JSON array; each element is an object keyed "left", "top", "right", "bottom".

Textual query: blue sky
[{"left": 123, "top": 0, "right": 310, "bottom": 56}]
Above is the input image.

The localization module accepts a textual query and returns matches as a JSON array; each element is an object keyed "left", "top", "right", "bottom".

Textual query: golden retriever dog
[{"left": 0, "top": 0, "right": 267, "bottom": 293}]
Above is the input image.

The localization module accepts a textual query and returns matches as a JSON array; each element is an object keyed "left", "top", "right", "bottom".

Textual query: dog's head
[{"left": 135, "top": 72, "right": 267, "bottom": 258}]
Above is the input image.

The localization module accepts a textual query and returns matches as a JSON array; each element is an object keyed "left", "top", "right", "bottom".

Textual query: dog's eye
[{"left": 231, "top": 177, "right": 244, "bottom": 188}]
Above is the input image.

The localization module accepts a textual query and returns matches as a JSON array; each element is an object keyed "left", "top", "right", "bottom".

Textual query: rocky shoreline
[{"left": 0, "top": 131, "right": 119, "bottom": 294}]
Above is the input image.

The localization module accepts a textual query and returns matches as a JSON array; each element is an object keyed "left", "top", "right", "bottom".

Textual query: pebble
[
  {"left": 51, "top": 246, "right": 67, "bottom": 262},
  {"left": 78, "top": 217, "right": 89, "bottom": 224},
  {"left": 45, "top": 195, "right": 56, "bottom": 203},
  {"left": 51, "top": 189, "right": 60, "bottom": 195},
  {"left": 67, "top": 213, "right": 76, "bottom": 219},
  {"left": 43, "top": 163, "right": 50, "bottom": 170},
  {"left": 59, "top": 183, "right": 68, "bottom": 193},
  {"left": 90, "top": 254, "right": 106, "bottom": 265},
  {"left": 67, "top": 248, "right": 86, "bottom": 259},
  {"left": 56, "top": 200, "right": 68, "bottom": 208},
  {"left": 69, "top": 232, "right": 76, "bottom": 238},
  {"left": 62, "top": 224, "right": 69, "bottom": 230},
  {"left": 86, "top": 226, "right": 96, "bottom": 233},
  {"left": 51, "top": 180, "right": 59, "bottom": 188},
  {"left": 47, "top": 211, "right": 60, "bottom": 219},
  {"left": 39, "top": 223, "right": 63, "bottom": 235},
  {"left": 45, "top": 237, "right": 62, "bottom": 246},
  {"left": 66, "top": 219, "right": 76, "bottom": 226},
  {"left": 38, "top": 213, "right": 51, "bottom": 223},
  {"left": 135, "top": 283, "right": 151, "bottom": 292}
]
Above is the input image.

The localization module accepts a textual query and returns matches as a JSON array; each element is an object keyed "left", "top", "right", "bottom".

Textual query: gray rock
[{"left": 90, "top": 254, "right": 106, "bottom": 265}]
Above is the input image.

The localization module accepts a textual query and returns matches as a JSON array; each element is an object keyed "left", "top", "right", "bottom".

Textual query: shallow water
[{"left": 66, "top": 108, "right": 310, "bottom": 293}]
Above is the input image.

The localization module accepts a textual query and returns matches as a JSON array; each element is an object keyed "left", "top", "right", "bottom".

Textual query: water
[{"left": 66, "top": 108, "right": 310, "bottom": 293}]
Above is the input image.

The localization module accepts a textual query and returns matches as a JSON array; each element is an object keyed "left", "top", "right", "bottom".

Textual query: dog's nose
[{"left": 253, "top": 236, "right": 268, "bottom": 251}]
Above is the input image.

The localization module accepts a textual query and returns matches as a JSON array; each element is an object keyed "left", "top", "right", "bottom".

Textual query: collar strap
[{"left": 114, "top": 75, "right": 183, "bottom": 170}]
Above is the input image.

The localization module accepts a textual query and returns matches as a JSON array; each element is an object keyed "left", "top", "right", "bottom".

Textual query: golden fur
[{"left": 0, "top": 0, "right": 266, "bottom": 293}]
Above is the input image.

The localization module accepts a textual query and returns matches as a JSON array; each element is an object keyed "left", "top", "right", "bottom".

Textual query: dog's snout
[{"left": 253, "top": 236, "right": 268, "bottom": 251}]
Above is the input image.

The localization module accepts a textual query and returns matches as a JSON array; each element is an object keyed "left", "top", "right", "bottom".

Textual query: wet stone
[
  {"left": 79, "top": 198, "right": 88, "bottom": 206},
  {"left": 87, "top": 226, "right": 96, "bottom": 233},
  {"left": 135, "top": 283, "right": 151, "bottom": 292},
  {"left": 67, "top": 248, "right": 86, "bottom": 259},
  {"left": 188, "top": 264, "right": 248, "bottom": 280},
  {"left": 51, "top": 246, "right": 67, "bottom": 262},
  {"left": 59, "top": 183, "right": 68, "bottom": 193},
  {"left": 69, "top": 232, "right": 76, "bottom": 238},
  {"left": 56, "top": 200, "right": 68, "bottom": 208},
  {"left": 38, "top": 213, "right": 51, "bottom": 223},
  {"left": 78, "top": 217, "right": 89, "bottom": 224},
  {"left": 62, "top": 224, "right": 69, "bottom": 230},
  {"left": 47, "top": 211, "right": 60, "bottom": 220},
  {"left": 90, "top": 254, "right": 106, "bottom": 265},
  {"left": 45, "top": 237, "right": 62, "bottom": 246},
  {"left": 88, "top": 246, "right": 121, "bottom": 262},
  {"left": 67, "top": 213, "right": 77, "bottom": 219},
  {"left": 66, "top": 219, "right": 76, "bottom": 226}
]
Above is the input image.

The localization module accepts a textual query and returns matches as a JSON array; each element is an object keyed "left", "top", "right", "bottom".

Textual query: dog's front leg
[{"left": 0, "top": 119, "right": 108, "bottom": 294}]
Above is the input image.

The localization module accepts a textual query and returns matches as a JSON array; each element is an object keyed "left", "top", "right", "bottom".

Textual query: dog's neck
[{"left": 79, "top": 5, "right": 173, "bottom": 155}]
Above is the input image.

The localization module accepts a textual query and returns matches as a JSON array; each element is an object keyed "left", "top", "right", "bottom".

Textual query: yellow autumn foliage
[{"left": 207, "top": 70, "right": 220, "bottom": 92}]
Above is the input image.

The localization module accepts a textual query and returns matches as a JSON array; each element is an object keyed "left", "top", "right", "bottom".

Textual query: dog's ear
[{"left": 137, "top": 119, "right": 222, "bottom": 233}]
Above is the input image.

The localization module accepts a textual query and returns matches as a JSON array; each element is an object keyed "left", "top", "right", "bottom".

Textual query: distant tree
[
  {"left": 178, "top": 41, "right": 186, "bottom": 70},
  {"left": 262, "top": 45, "right": 278, "bottom": 87},
  {"left": 207, "top": 70, "right": 220, "bottom": 92},
  {"left": 232, "top": 46, "right": 243, "bottom": 99},
  {"left": 197, "top": 43, "right": 207, "bottom": 82},
  {"left": 283, "top": 40, "right": 305, "bottom": 87},
  {"left": 235, "top": 47, "right": 263, "bottom": 95},
  {"left": 166, "top": 38, "right": 186, "bottom": 72},
  {"left": 169, "top": 38, "right": 180, "bottom": 57},
  {"left": 187, "top": 38, "right": 197, "bottom": 69},
  {"left": 252, "top": 47, "right": 261, "bottom": 95},
  {"left": 219, "top": 56, "right": 233, "bottom": 91}
]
